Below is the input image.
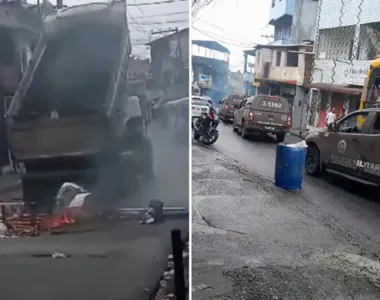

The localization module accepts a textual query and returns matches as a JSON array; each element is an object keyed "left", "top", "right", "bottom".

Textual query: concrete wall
[
  {"left": 269, "top": 0, "right": 294, "bottom": 22},
  {"left": 255, "top": 46, "right": 310, "bottom": 85},
  {"left": 291, "top": 0, "right": 318, "bottom": 42},
  {"left": 319, "top": 0, "right": 380, "bottom": 29}
]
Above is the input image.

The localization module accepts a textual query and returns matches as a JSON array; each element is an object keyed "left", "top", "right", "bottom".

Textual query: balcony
[
  {"left": 253, "top": 44, "right": 313, "bottom": 86},
  {"left": 269, "top": 0, "right": 294, "bottom": 25}
]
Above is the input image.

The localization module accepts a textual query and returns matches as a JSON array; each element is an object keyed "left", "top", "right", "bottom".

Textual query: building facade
[
  {"left": 269, "top": 0, "right": 318, "bottom": 45},
  {"left": 250, "top": 43, "right": 313, "bottom": 128},
  {"left": 192, "top": 40, "right": 229, "bottom": 105},
  {"left": 308, "top": 0, "right": 380, "bottom": 128},
  {"left": 148, "top": 27, "right": 189, "bottom": 101}
]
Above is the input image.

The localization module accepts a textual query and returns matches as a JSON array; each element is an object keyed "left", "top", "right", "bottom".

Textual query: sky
[
  {"left": 27, "top": 0, "right": 189, "bottom": 59},
  {"left": 192, "top": 0, "right": 273, "bottom": 71}
]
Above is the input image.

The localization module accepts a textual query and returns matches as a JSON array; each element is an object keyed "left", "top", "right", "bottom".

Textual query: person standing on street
[{"left": 325, "top": 107, "right": 337, "bottom": 127}]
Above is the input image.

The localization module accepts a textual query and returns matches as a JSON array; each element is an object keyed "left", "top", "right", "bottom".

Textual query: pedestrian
[{"left": 325, "top": 107, "right": 337, "bottom": 127}]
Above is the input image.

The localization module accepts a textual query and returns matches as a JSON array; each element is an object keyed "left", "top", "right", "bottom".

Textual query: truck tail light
[
  {"left": 248, "top": 111, "right": 254, "bottom": 122},
  {"left": 224, "top": 105, "right": 228, "bottom": 110},
  {"left": 285, "top": 113, "right": 291, "bottom": 128}
]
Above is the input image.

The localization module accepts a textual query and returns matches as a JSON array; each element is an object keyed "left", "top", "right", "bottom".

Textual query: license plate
[{"left": 265, "top": 126, "right": 275, "bottom": 130}]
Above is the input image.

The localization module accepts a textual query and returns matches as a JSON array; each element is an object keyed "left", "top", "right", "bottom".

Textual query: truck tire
[
  {"left": 276, "top": 133, "right": 286, "bottom": 143},
  {"left": 241, "top": 121, "right": 248, "bottom": 139},
  {"left": 305, "top": 145, "right": 321, "bottom": 176}
]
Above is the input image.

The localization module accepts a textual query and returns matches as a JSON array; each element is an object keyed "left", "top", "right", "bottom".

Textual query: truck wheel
[
  {"left": 305, "top": 145, "right": 321, "bottom": 176},
  {"left": 241, "top": 121, "right": 248, "bottom": 139},
  {"left": 276, "top": 133, "right": 286, "bottom": 143}
]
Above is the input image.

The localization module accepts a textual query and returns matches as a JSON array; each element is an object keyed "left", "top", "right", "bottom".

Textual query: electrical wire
[
  {"left": 192, "top": 27, "right": 257, "bottom": 48},
  {"left": 131, "top": 19, "right": 188, "bottom": 25},
  {"left": 132, "top": 11, "right": 188, "bottom": 19},
  {"left": 192, "top": 27, "right": 256, "bottom": 49},
  {"left": 127, "top": 0, "right": 187, "bottom": 6}
]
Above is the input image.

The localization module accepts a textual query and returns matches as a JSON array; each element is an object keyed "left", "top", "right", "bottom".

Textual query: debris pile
[
  {"left": 0, "top": 182, "right": 92, "bottom": 238},
  {"left": 154, "top": 233, "right": 189, "bottom": 300}
]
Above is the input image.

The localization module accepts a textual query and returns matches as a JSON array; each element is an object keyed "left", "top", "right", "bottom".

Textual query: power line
[
  {"left": 192, "top": 27, "right": 256, "bottom": 49},
  {"left": 132, "top": 0, "right": 160, "bottom": 30},
  {"left": 132, "top": 11, "right": 188, "bottom": 19},
  {"left": 130, "top": 19, "right": 188, "bottom": 25},
  {"left": 127, "top": 0, "right": 187, "bottom": 6},
  {"left": 193, "top": 27, "right": 257, "bottom": 47}
]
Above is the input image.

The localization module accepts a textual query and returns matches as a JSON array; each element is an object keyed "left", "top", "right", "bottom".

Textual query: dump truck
[{"left": 6, "top": 1, "right": 154, "bottom": 210}]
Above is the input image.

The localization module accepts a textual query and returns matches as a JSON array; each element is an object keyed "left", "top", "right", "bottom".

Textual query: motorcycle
[{"left": 193, "top": 106, "right": 219, "bottom": 145}]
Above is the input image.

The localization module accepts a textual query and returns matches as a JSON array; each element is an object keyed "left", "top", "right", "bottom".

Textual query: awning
[{"left": 307, "top": 83, "right": 362, "bottom": 95}]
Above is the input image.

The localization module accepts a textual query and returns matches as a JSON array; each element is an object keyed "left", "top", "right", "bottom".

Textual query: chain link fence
[{"left": 304, "top": 0, "right": 380, "bottom": 129}]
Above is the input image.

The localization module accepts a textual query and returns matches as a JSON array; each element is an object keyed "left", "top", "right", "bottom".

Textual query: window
[
  {"left": 337, "top": 112, "right": 369, "bottom": 134},
  {"left": 286, "top": 51, "right": 298, "bottom": 67},
  {"left": 371, "top": 114, "right": 380, "bottom": 134},
  {"left": 275, "top": 51, "right": 281, "bottom": 66}
]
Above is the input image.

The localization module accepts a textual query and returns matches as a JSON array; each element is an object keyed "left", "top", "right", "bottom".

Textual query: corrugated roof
[{"left": 191, "top": 40, "right": 230, "bottom": 54}]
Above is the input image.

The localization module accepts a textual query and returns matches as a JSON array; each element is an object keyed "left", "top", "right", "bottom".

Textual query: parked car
[
  {"left": 304, "top": 108, "right": 380, "bottom": 187},
  {"left": 232, "top": 94, "right": 292, "bottom": 142},
  {"left": 219, "top": 94, "right": 245, "bottom": 123},
  {"left": 191, "top": 96, "right": 212, "bottom": 119}
]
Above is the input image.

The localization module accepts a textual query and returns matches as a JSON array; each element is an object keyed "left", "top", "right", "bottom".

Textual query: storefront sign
[
  {"left": 342, "top": 62, "right": 370, "bottom": 86},
  {"left": 198, "top": 74, "right": 212, "bottom": 88}
]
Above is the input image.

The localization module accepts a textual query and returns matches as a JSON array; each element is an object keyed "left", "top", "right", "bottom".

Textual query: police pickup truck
[{"left": 304, "top": 108, "right": 380, "bottom": 186}]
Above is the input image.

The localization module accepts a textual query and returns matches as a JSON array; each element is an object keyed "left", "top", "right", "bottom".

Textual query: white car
[{"left": 191, "top": 96, "right": 212, "bottom": 118}]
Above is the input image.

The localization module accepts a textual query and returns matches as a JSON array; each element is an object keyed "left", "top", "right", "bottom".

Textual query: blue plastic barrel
[{"left": 274, "top": 144, "right": 307, "bottom": 190}]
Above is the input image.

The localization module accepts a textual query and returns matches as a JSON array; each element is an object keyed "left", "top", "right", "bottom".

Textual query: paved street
[
  {"left": 192, "top": 122, "right": 380, "bottom": 300},
  {"left": 0, "top": 121, "right": 189, "bottom": 300}
]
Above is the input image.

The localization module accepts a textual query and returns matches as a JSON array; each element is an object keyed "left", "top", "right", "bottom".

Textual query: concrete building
[
  {"left": 248, "top": 43, "right": 313, "bottom": 128},
  {"left": 192, "top": 40, "right": 229, "bottom": 104},
  {"left": 269, "top": 0, "right": 318, "bottom": 45},
  {"left": 308, "top": 0, "right": 380, "bottom": 128},
  {"left": 0, "top": 1, "right": 42, "bottom": 96},
  {"left": 243, "top": 0, "right": 318, "bottom": 129},
  {"left": 148, "top": 27, "right": 189, "bottom": 101}
]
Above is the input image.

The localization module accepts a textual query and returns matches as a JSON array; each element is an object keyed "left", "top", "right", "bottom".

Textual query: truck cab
[{"left": 304, "top": 108, "right": 380, "bottom": 187}]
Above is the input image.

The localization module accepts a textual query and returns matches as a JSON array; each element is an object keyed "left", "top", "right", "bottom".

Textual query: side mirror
[
  {"left": 328, "top": 122, "right": 336, "bottom": 132},
  {"left": 218, "top": 101, "right": 222, "bottom": 104}
]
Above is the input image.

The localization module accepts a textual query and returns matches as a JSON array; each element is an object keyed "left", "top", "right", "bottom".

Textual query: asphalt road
[
  {"left": 192, "top": 122, "right": 380, "bottom": 300},
  {"left": 0, "top": 121, "right": 189, "bottom": 300}
]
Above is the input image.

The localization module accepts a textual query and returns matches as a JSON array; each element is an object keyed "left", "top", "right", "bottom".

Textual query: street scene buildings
[
  {"left": 0, "top": 1, "right": 189, "bottom": 299},
  {"left": 192, "top": 0, "right": 380, "bottom": 299}
]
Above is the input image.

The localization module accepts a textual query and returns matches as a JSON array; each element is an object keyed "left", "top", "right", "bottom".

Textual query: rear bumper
[
  {"left": 245, "top": 124, "right": 288, "bottom": 135},
  {"left": 221, "top": 113, "right": 234, "bottom": 120}
]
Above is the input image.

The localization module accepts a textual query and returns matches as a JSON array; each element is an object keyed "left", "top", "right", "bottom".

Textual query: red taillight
[
  {"left": 224, "top": 105, "right": 228, "bottom": 109},
  {"left": 248, "top": 111, "right": 254, "bottom": 122},
  {"left": 208, "top": 112, "right": 215, "bottom": 120},
  {"left": 285, "top": 113, "right": 291, "bottom": 128}
]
